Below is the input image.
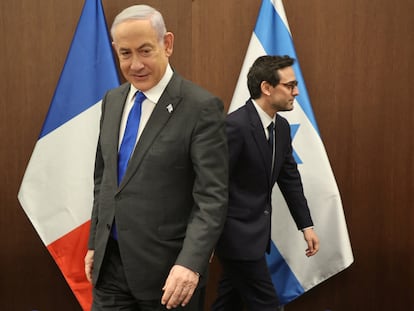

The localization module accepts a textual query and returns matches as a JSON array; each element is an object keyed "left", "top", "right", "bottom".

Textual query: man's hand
[
  {"left": 84, "top": 250, "right": 94, "bottom": 283},
  {"left": 161, "top": 265, "right": 200, "bottom": 309},
  {"left": 303, "top": 228, "right": 320, "bottom": 257}
]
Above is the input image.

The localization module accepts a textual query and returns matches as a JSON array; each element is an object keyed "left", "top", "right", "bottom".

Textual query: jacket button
[
  {"left": 264, "top": 210, "right": 270, "bottom": 215},
  {"left": 106, "top": 224, "right": 111, "bottom": 230}
]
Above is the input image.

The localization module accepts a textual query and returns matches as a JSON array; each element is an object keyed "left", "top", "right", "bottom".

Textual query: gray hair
[{"left": 111, "top": 5, "right": 167, "bottom": 43}]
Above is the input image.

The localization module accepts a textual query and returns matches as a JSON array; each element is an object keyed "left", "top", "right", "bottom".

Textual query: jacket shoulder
[
  {"left": 104, "top": 82, "right": 129, "bottom": 98},
  {"left": 171, "top": 73, "right": 220, "bottom": 103},
  {"left": 276, "top": 113, "right": 290, "bottom": 129}
]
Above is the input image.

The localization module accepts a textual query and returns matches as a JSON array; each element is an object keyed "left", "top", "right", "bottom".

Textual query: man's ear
[
  {"left": 261, "top": 81, "right": 271, "bottom": 96},
  {"left": 112, "top": 42, "right": 118, "bottom": 54},
  {"left": 163, "top": 32, "right": 174, "bottom": 57}
]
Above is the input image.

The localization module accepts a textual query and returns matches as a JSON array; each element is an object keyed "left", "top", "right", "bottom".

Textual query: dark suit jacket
[
  {"left": 216, "top": 99, "right": 313, "bottom": 261},
  {"left": 88, "top": 72, "right": 228, "bottom": 299}
]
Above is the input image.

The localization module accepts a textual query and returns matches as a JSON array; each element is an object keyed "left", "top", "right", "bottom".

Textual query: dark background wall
[{"left": 1, "top": 0, "right": 413, "bottom": 310}]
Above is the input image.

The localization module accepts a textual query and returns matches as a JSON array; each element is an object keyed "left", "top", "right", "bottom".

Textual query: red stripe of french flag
[{"left": 47, "top": 222, "right": 92, "bottom": 309}]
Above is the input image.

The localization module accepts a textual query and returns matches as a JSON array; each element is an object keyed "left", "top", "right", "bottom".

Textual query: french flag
[
  {"left": 229, "top": 0, "right": 354, "bottom": 306},
  {"left": 17, "top": 0, "right": 119, "bottom": 309}
]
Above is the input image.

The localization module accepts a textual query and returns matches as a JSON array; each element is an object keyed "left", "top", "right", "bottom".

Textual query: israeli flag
[{"left": 230, "top": 0, "right": 354, "bottom": 305}]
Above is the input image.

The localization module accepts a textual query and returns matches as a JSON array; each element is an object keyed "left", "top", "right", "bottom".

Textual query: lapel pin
[{"left": 166, "top": 104, "right": 174, "bottom": 113}]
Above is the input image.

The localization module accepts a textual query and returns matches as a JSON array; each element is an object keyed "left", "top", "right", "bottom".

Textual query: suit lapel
[
  {"left": 105, "top": 84, "right": 130, "bottom": 186},
  {"left": 246, "top": 100, "right": 273, "bottom": 184},
  {"left": 118, "top": 74, "right": 183, "bottom": 190}
]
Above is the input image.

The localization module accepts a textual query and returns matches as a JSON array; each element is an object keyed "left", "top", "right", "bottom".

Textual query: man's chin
[
  {"left": 130, "top": 79, "right": 151, "bottom": 91},
  {"left": 280, "top": 106, "right": 294, "bottom": 112},
  {"left": 283, "top": 104, "right": 294, "bottom": 111}
]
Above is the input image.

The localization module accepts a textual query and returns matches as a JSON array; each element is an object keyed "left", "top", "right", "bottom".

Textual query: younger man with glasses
[{"left": 212, "top": 55, "right": 320, "bottom": 311}]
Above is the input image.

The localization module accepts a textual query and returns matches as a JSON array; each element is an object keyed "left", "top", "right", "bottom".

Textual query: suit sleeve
[
  {"left": 277, "top": 119, "right": 314, "bottom": 230},
  {"left": 174, "top": 96, "right": 228, "bottom": 274},
  {"left": 87, "top": 95, "right": 107, "bottom": 250}
]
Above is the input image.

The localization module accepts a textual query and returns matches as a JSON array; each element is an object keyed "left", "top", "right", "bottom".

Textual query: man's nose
[
  {"left": 130, "top": 55, "right": 144, "bottom": 70},
  {"left": 292, "top": 85, "right": 299, "bottom": 96}
]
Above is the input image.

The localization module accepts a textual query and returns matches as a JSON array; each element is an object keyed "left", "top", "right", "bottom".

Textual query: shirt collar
[{"left": 251, "top": 99, "right": 275, "bottom": 129}]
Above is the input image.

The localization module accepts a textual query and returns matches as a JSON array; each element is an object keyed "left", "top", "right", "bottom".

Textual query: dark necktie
[
  {"left": 268, "top": 121, "right": 275, "bottom": 172},
  {"left": 112, "top": 91, "right": 146, "bottom": 240}
]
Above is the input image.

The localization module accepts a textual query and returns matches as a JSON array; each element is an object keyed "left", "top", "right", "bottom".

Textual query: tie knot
[
  {"left": 267, "top": 121, "right": 274, "bottom": 131},
  {"left": 135, "top": 91, "right": 146, "bottom": 104},
  {"left": 267, "top": 121, "right": 274, "bottom": 146}
]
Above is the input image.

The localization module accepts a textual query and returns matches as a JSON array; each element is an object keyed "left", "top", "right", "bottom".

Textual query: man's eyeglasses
[{"left": 279, "top": 80, "right": 299, "bottom": 92}]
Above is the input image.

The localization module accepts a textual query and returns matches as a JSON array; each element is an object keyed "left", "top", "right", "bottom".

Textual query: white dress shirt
[
  {"left": 251, "top": 100, "right": 275, "bottom": 141},
  {"left": 118, "top": 64, "right": 174, "bottom": 150}
]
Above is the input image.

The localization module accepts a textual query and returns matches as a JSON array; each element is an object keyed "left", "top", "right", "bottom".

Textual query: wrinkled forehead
[{"left": 112, "top": 19, "right": 160, "bottom": 45}]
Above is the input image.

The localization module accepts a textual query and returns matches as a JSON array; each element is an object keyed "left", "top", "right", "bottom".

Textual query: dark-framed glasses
[{"left": 279, "top": 80, "right": 298, "bottom": 92}]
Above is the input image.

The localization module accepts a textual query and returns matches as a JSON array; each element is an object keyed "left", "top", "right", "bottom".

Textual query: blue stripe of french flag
[{"left": 229, "top": 0, "right": 354, "bottom": 305}]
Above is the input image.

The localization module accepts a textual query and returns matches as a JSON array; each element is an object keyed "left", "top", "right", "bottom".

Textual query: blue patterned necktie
[
  {"left": 117, "top": 91, "right": 146, "bottom": 185},
  {"left": 112, "top": 91, "right": 146, "bottom": 240}
]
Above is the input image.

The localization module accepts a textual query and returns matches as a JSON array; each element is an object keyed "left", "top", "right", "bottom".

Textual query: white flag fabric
[
  {"left": 230, "top": 0, "right": 354, "bottom": 305},
  {"left": 17, "top": 0, "right": 119, "bottom": 309}
]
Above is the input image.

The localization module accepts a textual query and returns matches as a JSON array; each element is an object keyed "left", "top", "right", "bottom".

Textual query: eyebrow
[
  {"left": 280, "top": 80, "right": 298, "bottom": 85},
  {"left": 117, "top": 42, "right": 154, "bottom": 52},
  {"left": 137, "top": 43, "right": 154, "bottom": 50}
]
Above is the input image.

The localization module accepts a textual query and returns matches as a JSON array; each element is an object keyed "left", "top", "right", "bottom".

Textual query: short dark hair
[{"left": 247, "top": 55, "right": 295, "bottom": 99}]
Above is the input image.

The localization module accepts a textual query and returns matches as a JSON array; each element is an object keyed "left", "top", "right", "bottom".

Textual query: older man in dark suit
[
  {"left": 212, "top": 55, "right": 319, "bottom": 311},
  {"left": 84, "top": 5, "right": 228, "bottom": 311}
]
